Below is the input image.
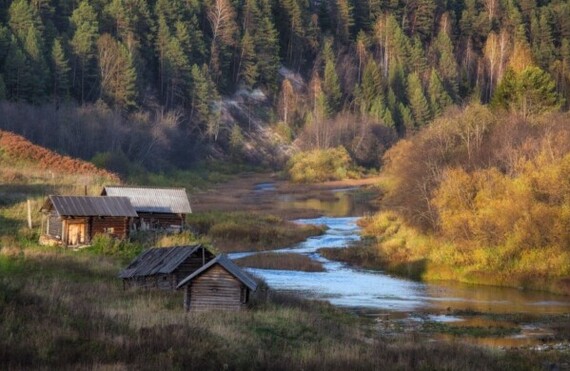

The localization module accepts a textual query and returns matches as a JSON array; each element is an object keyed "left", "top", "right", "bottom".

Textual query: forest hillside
[{"left": 0, "top": 0, "right": 568, "bottom": 172}]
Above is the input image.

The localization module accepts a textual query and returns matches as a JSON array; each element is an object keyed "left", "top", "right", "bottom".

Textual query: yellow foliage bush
[{"left": 287, "top": 146, "right": 358, "bottom": 183}]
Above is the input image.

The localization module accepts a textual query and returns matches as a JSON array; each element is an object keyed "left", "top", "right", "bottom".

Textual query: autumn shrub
[
  {"left": 0, "top": 130, "right": 118, "bottom": 181},
  {"left": 374, "top": 106, "right": 570, "bottom": 288},
  {"left": 287, "top": 146, "right": 359, "bottom": 183}
]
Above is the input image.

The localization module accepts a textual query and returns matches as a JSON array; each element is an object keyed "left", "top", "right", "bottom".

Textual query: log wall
[
  {"left": 91, "top": 217, "right": 129, "bottom": 239},
  {"left": 186, "top": 265, "right": 248, "bottom": 311}
]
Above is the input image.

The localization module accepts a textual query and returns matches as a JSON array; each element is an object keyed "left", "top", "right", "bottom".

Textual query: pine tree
[
  {"left": 4, "top": 36, "right": 32, "bottom": 101},
  {"left": 428, "top": 68, "right": 452, "bottom": 116},
  {"left": 8, "top": 0, "right": 36, "bottom": 40},
  {"left": 98, "top": 34, "right": 138, "bottom": 109},
  {"left": 531, "top": 11, "right": 555, "bottom": 69},
  {"left": 335, "top": 0, "right": 354, "bottom": 43},
  {"left": 435, "top": 30, "right": 459, "bottom": 98},
  {"left": 70, "top": 0, "right": 99, "bottom": 103},
  {"left": 410, "top": 36, "right": 427, "bottom": 74},
  {"left": 355, "top": 58, "right": 383, "bottom": 115},
  {"left": 51, "top": 38, "right": 70, "bottom": 103},
  {"left": 407, "top": 71, "right": 431, "bottom": 127},
  {"left": 398, "top": 102, "right": 415, "bottom": 131},
  {"left": 492, "top": 66, "right": 562, "bottom": 117},
  {"left": 413, "top": 0, "right": 436, "bottom": 42},
  {"left": 322, "top": 40, "right": 342, "bottom": 113},
  {"left": 164, "top": 36, "right": 191, "bottom": 107},
  {"left": 0, "top": 26, "right": 10, "bottom": 66},
  {"left": 238, "top": 31, "right": 258, "bottom": 88},
  {"left": 254, "top": 12, "right": 280, "bottom": 91},
  {"left": 191, "top": 64, "right": 220, "bottom": 139},
  {"left": 24, "top": 24, "right": 48, "bottom": 102}
]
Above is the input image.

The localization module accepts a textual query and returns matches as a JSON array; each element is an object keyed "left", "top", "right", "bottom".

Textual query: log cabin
[
  {"left": 177, "top": 254, "right": 258, "bottom": 311},
  {"left": 101, "top": 186, "right": 192, "bottom": 232},
  {"left": 119, "top": 245, "right": 215, "bottom": 290},
  {"left": 39, "top": 195, "right": 138, "bottom": 246}
]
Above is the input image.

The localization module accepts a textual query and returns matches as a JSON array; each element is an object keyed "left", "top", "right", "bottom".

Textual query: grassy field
[
  {"left": 1, "top": 133, "right": 568, "bottom": 369},
  {"left": 1, "top": 246, "right": 561, "bottom": 370}
]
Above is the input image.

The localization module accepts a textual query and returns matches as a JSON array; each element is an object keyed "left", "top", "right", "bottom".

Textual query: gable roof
[
  {"left": 177, "top": 254, "right": 258, "bottom": 291},
  {"left": 101, "top": 186, "right": 192, "bottom": 214},
  {"left": 41, "top": 195, "right": 138, "bottom": 217},
  {"left": 119, "top": 245, "right": 208, "bottom": 279}
]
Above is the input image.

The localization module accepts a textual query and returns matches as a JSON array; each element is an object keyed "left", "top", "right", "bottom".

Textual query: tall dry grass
[
  {"left": 236, "top": 253, "right": 325, "bottom": 272},
  {"left": 0, "top": 246, "right": 560, "bottom": 370}
]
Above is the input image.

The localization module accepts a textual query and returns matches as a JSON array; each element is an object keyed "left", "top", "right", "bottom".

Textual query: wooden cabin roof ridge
[
  {"left": 41, "top": 195, "right": 138, "bottom": 217},
  {"left": 176, "top": 254, "right": 258, "bottom": 291},
  {"left": 118, "top": 244, "right": 206, "bottom": 279},
  {"left": 101, "top": 186, "right": 192, "bottom": 214}
]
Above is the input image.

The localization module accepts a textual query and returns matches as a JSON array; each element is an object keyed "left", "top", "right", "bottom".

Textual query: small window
[{"left": 103, "top": 227, "right": 115, "bottom": 234}]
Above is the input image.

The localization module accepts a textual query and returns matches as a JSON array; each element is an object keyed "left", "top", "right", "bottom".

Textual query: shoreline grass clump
[
  {"left": 186, "top": 211, "right": 325, "bottom": 252},
  {"left": 235, "top": 253, "right": 325, "bottom": 272}
]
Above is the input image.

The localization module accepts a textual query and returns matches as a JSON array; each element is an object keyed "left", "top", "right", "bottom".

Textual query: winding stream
[{"left": 232, "top": 185, "right": 570, "bottom": 347}]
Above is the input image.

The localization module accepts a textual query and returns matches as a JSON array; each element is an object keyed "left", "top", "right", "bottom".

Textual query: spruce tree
[
  {"left": 238, "top": 31, "right": 258, "bottom": 88},
  {"left": 191, "top": 64, "right": 220, "bottom": 139},
  {"left": 407, "top": 71, "right": 431, "bottom": 127},
  {"left": 70, "top": 0, "right": 99, "bottom": 103},
  {"left": 322, "top": 40, "right": 342, "bottom": 113},
  {"left": 24, "top": 24, "right": 48, "bottom": 102},
  {"left": 428, "top": 68, "right": 452, "bottom": 116},
  {"left": 435, "top": 30, "right": 459, "bottom": 98},
  {"left": 414, "top": 0, "right": 436, "bottom": 42},
  {"left": 51, "top": 38, "right": 70, "bottom": 103},
  {"left": 4, "top": 36, "right": 32, "bottom": 101},
  {"left": 254, "top": 13, "right": 280, "bottom": 91},
  {"left": 356, "top": 58, "right": 383, "bottom": 114}
]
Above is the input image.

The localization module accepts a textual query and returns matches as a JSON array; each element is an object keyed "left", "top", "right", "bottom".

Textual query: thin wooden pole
[{"left": 27, "top": 200, "right": 32, "bottom": 229}]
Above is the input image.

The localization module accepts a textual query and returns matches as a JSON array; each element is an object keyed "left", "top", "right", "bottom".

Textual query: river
[{"left": 230, "top": 184, "right": 570, "bottom": 347}]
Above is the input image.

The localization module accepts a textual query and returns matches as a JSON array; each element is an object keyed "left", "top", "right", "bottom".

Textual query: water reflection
[
  {"left": 276, "top": 190, "right": 378, "bottom": 217},
  {"left": 235, "top": 214, "right": 570, "bottom": 315},
  {"left": 232, "top": 185, "right": 570, "bottom": 347}
]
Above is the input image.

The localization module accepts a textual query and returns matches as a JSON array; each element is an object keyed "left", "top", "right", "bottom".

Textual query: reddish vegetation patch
[{"left": 0, "top": 130, "right": 119, "bottom": 181}]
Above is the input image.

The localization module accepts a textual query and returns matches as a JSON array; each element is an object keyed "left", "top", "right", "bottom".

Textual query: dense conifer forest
[{"left": 0, "top": 0, "right": 568, "bottom": 170}]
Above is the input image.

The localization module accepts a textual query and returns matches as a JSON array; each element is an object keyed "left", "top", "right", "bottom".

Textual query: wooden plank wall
[
  {"left": 187, "top": 266, "right": 247, "bottom": 311},
  {"left": 91, "top": 217, "right": 129, "bottom": 239},
  {"left": 137, "top": 213, "right": 184, "bottom": 229},
  {"left": 174, "top": 252, "right": 215, "bottom": 284},
  {"left": 124, "top": 274, "right": 177, "bottom": 290}
]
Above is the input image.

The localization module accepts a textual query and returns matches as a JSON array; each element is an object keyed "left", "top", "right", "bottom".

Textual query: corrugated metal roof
[
  {"left": 119, "top": 245, "right": 210, "bottom": 278},
  {"left": 101, "top": 186, "right": 192, "bottom": 214},
  {"left": 42, "top": 195, "right": 138, "bottom": 217},
  {"left": 177, "top": 254, "right": 258, "bottom": 291}
]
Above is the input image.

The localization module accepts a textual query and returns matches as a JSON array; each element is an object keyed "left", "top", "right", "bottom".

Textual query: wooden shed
[
  {"left": 101, "top": 186, "right": 192, "bottom": 231},
  {"left": 119, "top": 245, "right": 214, "bottom": 290},
  {"left": 39, "top": 195, "right": 138, "bottom": 246},
  {"left": 177, "top": 254, "right": 258, "bottom": 312}
]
